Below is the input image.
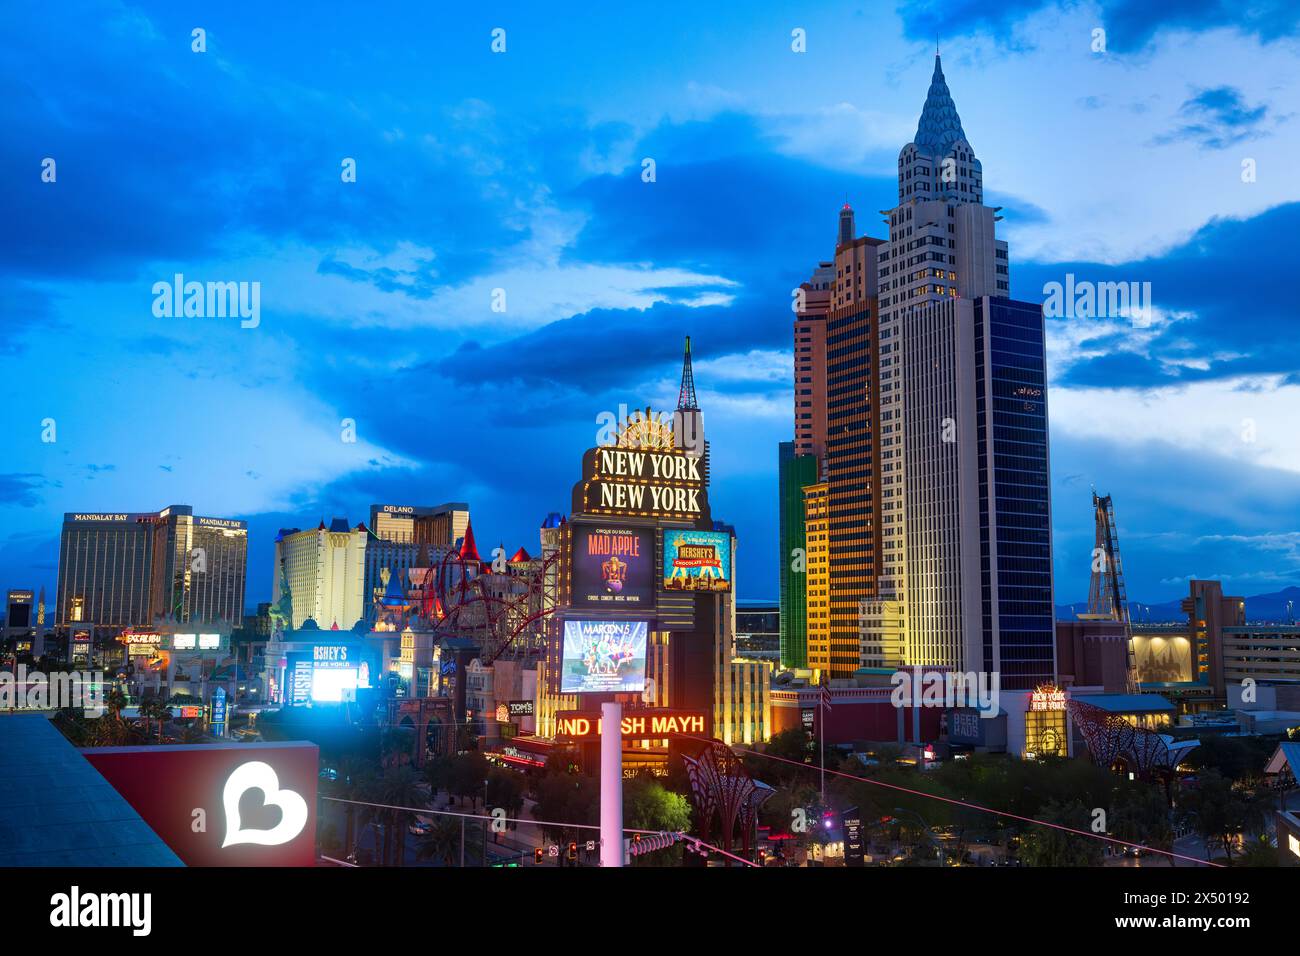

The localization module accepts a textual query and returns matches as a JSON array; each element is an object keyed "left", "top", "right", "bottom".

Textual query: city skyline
[
  {"left": 3, "top": 1, "right": 1299, "bottom": 898},
  {"left": 5, "top": 2, "right": 1300, "bottom": 612}
]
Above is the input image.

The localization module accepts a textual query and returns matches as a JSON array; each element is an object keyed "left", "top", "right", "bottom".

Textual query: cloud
[
  {"left": 897, "top": 0, "right": 1300, "bottom": 52},
  {"left": 0, "top": 474, "right": 51, "bottom": 508},
  {"left": 1051, "top": 374, "right": 1300, "bottom": 477},
  {"left": 1153, "top": 86, "right": 1270, "bottom": 149},
  {"left": 1021, "top": 202, "right": 1300, "bottom": 387}
]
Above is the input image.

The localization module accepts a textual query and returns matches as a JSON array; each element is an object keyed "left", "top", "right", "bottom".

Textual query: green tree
[
  {"left": 1110, "top": 785, "right": 1175, "bottom": 864},
  {"left": 532, "top": 770, "right": 598, "bottom": 858},
  {"left": 624, "top": 777, "right": 691, "bottom": 832},
  {"left": 763, "top": 728, "right": 812, "bottom": 765},
  {"left": 1178, "top": 770, "right": 1243, "bottom": 862},
  {"left": 138, "top": 695, "right": 173, "bottom": 744},
  {"left": 485, "top": 768, "right": 525, "bottom": 829},
  {"left": 1019, "top": 800, "right": 1104, "bottom": 867},
  {"left": 448, "top": 752, "right": 491, "bottom": 807},
  {"left": 320, "top": 757, "right": 376, "bottom": 862},
  {"left": 380, "top": 725, "right": 416, "bottom": 768},
  {"left": 424, "top": 755, "right": 452, "bottom": 801},
  {"left": 1235, "top": 835, "right": 1279, "bottom": 867}
]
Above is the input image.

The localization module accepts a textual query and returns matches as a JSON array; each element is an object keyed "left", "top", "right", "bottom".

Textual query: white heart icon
[{"left": 221, "top": 761, "right": 309, "bottom": 849}]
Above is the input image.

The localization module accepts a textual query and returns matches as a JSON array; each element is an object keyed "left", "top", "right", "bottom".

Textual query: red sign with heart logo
[{"left": 82, "top": 742, "right": 319, "bottom": 866}]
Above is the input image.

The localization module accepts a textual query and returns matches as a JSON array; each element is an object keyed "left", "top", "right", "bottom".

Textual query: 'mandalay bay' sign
[{"left": 572, "top": 447, "right": 709, "bottom": 522}]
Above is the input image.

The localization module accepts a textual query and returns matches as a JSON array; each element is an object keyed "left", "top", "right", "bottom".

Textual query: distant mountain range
[{"left": 1056, "top": 585, "right": 1300, "bottom": 624}]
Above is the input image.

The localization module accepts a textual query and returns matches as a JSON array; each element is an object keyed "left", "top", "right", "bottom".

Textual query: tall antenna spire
[{"left": 677, "top": 335, "right": 699, "bottom": 410}]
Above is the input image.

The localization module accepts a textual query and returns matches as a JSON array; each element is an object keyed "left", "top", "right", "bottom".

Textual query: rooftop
[
  {"left": 0, "top": 714, "right": 181, "bottom": 866},
  {"left": 1072, "top": 693, "right": 1176, "bottom": 714}
]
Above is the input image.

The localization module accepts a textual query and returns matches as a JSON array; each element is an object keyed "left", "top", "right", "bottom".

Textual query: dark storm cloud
[
  {"left": 898, "top": 0, "right": 1300, "bottom": 52},
  {"left": 0, "top": 3, "right": 588, "bottom": 290},
  {"left": 1017, "top": 202, "right": 1300, "bottom": 387}
]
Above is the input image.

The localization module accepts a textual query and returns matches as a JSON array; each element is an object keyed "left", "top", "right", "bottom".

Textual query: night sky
[{"left": 4, "top": 1, "right": 1299, "bottom": 611}]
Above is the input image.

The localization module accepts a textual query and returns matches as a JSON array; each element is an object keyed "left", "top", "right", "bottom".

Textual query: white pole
[
  {"left": 819, "top": 691, "right": 826, "bottom": 805},
  {"left": 599, "top": 700, "right": 623, "bottom": 867}
]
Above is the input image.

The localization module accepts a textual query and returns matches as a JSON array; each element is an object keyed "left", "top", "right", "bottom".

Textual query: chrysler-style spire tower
[
  {"left": 672, "top": 335, "right": 708, "bottom": 483},
  {"left": 913, "top": 54, "right": 969, "bottom": 156},
  {"left": 860, "top": 53, "right": 1051, "bottom": 692},
  {"left": 677, "top": 335, "right": 699, "bottom": 411}
]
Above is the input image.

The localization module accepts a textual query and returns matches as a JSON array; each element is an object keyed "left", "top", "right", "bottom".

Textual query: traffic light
[
  {"left": 758, "top": 849, "right": 767, "bottom": 865},
  {"left": 534, "top": 848, "right": 544, "bottom": 865},
  {"left": 566, "top": 841, "right": 578, "bottom": 862}
]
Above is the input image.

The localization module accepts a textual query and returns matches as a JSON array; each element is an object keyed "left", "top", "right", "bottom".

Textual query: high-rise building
[
  {"left": 789, "top": 54, "right": 1054, "bottom": 687},
  {"left": 826, "top": 223, "right": 886, "bottom": 675},
  {"left": 3, "top": 589, "right": 37, "bottom": 652},
  {"left": 787, "top": 204, "right": 886, "bottom": 678},
  {"left": 969, "top": 296, "right": 1055, "bottom": 687},
  {"left": 4, "top": 590, "right": 33, "bottom": 632},
  {"left": 777, "top": 443, "right": 818, "bottom": 668},
  {"left": 865, "top": 55, "right": 1052, "bottom": 688},
  {"left": 368, "top": 502, "right": 470, "bottom": 548},
  {"left": 711, "top": 524, "right": 773, "bottom": 746},
  {"left": 794, "top": 262, "right": 834, "bottom": 461},
  {"left": 56, "top": 506, "right": 248, "bottom": 628},
  {"left": 272, "top": 518, "right": 368, "bottom": 630},
  {"left": 672, "top": 336, "right": 709, "bottom": 477},
  {"left": 735, "top": 600, "right": 779, "bottom": 662},
  {"left": 802, "top": 480, "right": 830, "bottom": 672},
  {"left": 1182, "top": 579, "right": 1245, "bottom": 698}
]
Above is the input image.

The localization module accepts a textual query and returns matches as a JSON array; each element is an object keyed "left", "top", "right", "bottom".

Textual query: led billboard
[
  {"left": 283, "top": 644, "right": 373, "bottom": 706},
  {"left": 561, "top": 620, "right": 648, "bottom": 694},
  {"left": 663, "top": 529, "right": 732, "bottom": 592},
  {"left": 310, "top": 644, "right": 358, "bottom": 702},
  {"left": 570, "top": 524, "right": 655, "bottom": 609}
]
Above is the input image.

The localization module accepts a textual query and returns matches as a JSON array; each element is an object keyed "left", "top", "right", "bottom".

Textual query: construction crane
[{"left": 1079, "top": 491, "right": 1139, "bottom": 694}]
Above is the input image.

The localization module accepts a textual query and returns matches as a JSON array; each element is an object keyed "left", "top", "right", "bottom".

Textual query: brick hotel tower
[{"left": 786, "top": 54, "right": 1055, "bottom": 688}]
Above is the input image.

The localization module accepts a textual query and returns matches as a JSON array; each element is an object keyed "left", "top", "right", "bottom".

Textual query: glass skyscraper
[
  {"left": 974, "top": 297, "right": 1055, "bottom": 688},
  {"left": 777, "top": 442, "right": 817, "bottom": 669},
  {"left": 56, "top": 506, "right": 248, "bottom": 628}
]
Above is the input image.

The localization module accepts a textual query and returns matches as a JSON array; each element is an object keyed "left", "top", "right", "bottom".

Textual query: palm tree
[
  {"left": 333, "top": 757, "right": 370, "bottom": 862},
  {"left": 141, "top": 696, "right": 174, "bottom": 744},
  {"left": 380, "top": 765, "right": 427, "bottom": 866},
  {"left": 1236, "top": 835, "right": 1278, "bottom": 867},
  {"left": 415, "top": 817, "right": 463, "bottom": 867},
  {"left": 355, "top": 776, "right": 387, "bottom": 865}
]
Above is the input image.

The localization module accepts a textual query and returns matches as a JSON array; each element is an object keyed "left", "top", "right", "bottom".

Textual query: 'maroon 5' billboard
[{"left": 561, "top": 620, "right": 648, "bottom": 694}]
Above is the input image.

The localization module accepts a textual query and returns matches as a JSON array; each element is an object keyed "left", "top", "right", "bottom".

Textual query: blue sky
[{"left": 3, "top": 0, "right": 1299, "bottom": 611}]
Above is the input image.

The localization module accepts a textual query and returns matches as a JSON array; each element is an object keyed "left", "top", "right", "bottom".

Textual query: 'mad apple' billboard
[{"left": 570, "top": 523, "right": 655, "bottom": 610}]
